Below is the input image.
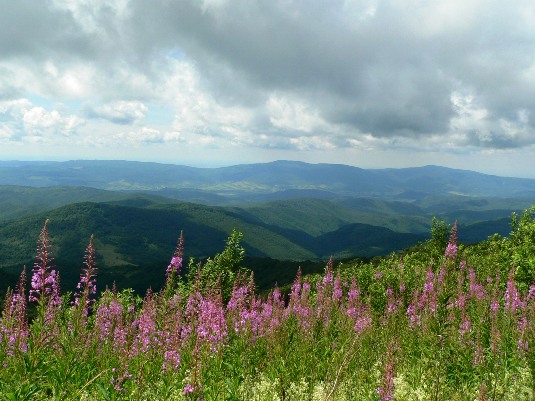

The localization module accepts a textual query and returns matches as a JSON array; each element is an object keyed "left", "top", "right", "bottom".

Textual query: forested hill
[
  {"left": 0, "top": 198, "right": 514, "bottom": 296},
  {"left": 0, "top": 160, "right": 533, "bottom": 296}
]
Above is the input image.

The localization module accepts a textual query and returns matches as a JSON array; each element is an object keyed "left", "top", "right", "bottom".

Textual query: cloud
[
  {"left": 122, "top": 0, "right": 535, "bottom": 149},
  {"left": 2, "top": 0, "right": 535, "bottom": 156},
  {"left": 84, "top": 101, "right": 148, "bottom": 125},
  {"left": 0, "top": 99, "right": 84, "bottom": 142}
]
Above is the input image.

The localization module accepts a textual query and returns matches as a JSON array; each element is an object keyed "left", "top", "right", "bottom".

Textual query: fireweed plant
[{"left": 1, "top": 208, "right": 535, "bottom": 400}]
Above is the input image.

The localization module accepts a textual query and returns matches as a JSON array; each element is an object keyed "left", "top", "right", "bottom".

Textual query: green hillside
[
  {"left": 0, "top": 185, "right": 126, "bottom": 221},
  {"left": 235, "top": 198, "right": 429, "bottom": 239}
]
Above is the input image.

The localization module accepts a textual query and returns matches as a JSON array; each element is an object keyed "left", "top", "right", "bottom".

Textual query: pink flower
[
  {"left": 445, "top": 221, "right": 458, "bottom": 260},
  {"left": 74, "top": 235, "right": 98, "bottom": 313},
  {"left": 377, "top": 341, "right": 396, "bottom": 401},
  {"left": 183, "top": 384, "right": 195, "bottom": 395},
  {"left": 29, "top": 220, "right": 60, "bottom": 305},
  {"left": 166, "top": 231, "right": 184, "bottom": 279}
]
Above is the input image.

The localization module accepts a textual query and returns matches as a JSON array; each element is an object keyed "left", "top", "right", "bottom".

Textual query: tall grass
[{"left": 1, "top": 210, "right": 535, "bottom": 400}]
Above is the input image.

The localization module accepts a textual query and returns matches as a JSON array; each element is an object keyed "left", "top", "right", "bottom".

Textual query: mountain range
[
  {"left": 0, "top": 160, "right": 533, "bottom": 294},
  {"left": 2, "top": 159, "right": 535, "bottom": 200}
]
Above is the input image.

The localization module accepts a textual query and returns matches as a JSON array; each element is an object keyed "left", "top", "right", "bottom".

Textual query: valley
[{"left": 0, "top": 160, "right": 533, "bottom": 295}]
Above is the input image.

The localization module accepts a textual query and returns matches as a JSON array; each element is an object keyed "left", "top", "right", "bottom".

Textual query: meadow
[{"left": 1, "top": 207, "right": 535, "bottom": 400}]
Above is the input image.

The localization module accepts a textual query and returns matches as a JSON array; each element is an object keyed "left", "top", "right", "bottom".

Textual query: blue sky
[{"left": 1, "top": 0, "right": 535, "bottom": 177}]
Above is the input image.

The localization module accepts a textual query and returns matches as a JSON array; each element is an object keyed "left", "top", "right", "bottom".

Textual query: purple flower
[
  {"left": 377, "top": 341, "right": 396, "bottom": 401},
  {"left": 468, "top": 268, "right": 486, "bottom": 301},
  {"left": 421, "top": 268, "right": 437, "bottom": 314},
  {"left": 504, "top": 270, "right": 526, "bottom": 313},
  {"left": 262, "top": 287, "right": 285, "bottom": 335},
  {"left": 346, "top": 279, "right": 372, "bottom": 333},
  {"left": 518, "top": 339, "right": 529, "bottom": 352},
  {"left": 528, "top": 284, "right": 535, "bottom": 302},
  {"left": 166, "top": 231, "right": 184, "bottom": 279},
  {"left": 459, "top": 318, "right": 472, "bottom": 338},
  {"left": 445, "top": 221, "right": 458, "bottom": 260},
  {"left": 167, "top": 256, "right": 183, "bottom": 277},
  {"left": 162, "top": 350, "right": 181, "bottom": 372},
  {"left": 186, "top": 291, "right": 227, "bottom": 352},
  {"left": 29, "top": 220, "right": 60, "bottom": 306},
  {"left": 0, "top": 268, "right": 29, "bottom": 354},
  {"left": 385, "top": 287, "right": 400, "bottom": 315},
  {"left": 183, "top": 384, "right": 195, "bottom": 396},
  {"left": 95, "top": 295, "right": 128, "bottom": 352},
  {"left": 132, "top": 291, "right": 157, "bottom": 355},
  {"left": 74, "top": 235, "right": 98, "bottom": 314},
  {"left": 332, "top": 275, "right": 343, "bottom": 304},
  {"left": 406, "top": 297, "right": 421, "bottom": 328}
]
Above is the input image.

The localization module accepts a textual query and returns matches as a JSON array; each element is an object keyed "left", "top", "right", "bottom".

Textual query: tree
[
  {"left": 187, "top": 229, "right": 249, "bottom": 301},
  {"left": 510, "top": 206, "right": 535, "bottom": 291}
]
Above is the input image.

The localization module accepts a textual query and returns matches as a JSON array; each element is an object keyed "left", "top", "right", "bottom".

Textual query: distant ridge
[{"left": 1, "top": 160, "right": 535, "bottom": 199}]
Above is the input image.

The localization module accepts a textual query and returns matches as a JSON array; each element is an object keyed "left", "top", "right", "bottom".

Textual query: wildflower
[
  {"left": 167, "top": 256, "right": 183, "bottom": 277},
  {"left": 132, "top": 290, "right": 157, "bottom": 355},
  {"left": 95, "top": 293, "right": 128, "bottom": 353},
  {"left": 377, "top": 341, "right": 397, "bottom": 401},
  {"left": 406, "top": 296, "right": 421, "bottom": 328},
  {"left": 110, "top": 369, "right": 132, "bottom": 392},
  {"left": 322, "top": 258, "right": 334, "bottom": 285},
  {"left": 346, "top": 279, "right": 372, "bottom": 333},
  {"left": 444, "top": 220, "right": 458, "bottom": 260},
  {"left": 166, "top": 231, "right": 184, "bottom": 278},
  {"left": 474, "top": 339, "right": 485, "bottom": 365},
  {"left": 263, "top": 286, "right": 285, "bottom": 335},
  {"left": 489, "top": 297, "right": 500, "bottom": 317},
  {"left": 421, "top": 267, "right": 438, "bottom": 314},
  {"left": 227, "top": 282, "right": 254, "bottom": 334},
  {"left": 287, "top": 269, "right": 313, "bottom": 333},
  {"left": 162, "top": 350, "right": 181, "bottom": 372},
  {"left": 468, "top": 268, "right": 486, "bottom": 301},
  {"left": 74, "top": 235, "right": 98, "bottom": 315},
  {"left": 183, "top": 384, "right": 195, "bottom": 396},
  {"left": 332, "top": 274, "right": 343, "bottom": 305},
  {"left": 528, "top": 283, "right": 535, "bottom": 302},
  {"left": 505, "top": 269, "right": 526, "bottom": 313},
  {"left": 316, "top": 262, "right": 337, "bottom": 325},
  {"left": 458, "top": 318, "right": 472, "bottom": 338},
  {"left": 190, "top": 291, "right": 227, "bottom": 352},
  {"left": 385, "top": 287, "right": 400, "bottom": 315},
  {"left": 0, "top": 268, "right": 29, "bottom": 354},
  {"left": 518, "top": 338, "right": 529, "bottom": 352},
  {"left": 29, "top": 220, "right": 60, "bottom": 306}
]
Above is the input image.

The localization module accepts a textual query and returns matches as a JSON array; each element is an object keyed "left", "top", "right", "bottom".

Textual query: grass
[{"left": 1, "top": 208, "right": 535, "bottom": 400}]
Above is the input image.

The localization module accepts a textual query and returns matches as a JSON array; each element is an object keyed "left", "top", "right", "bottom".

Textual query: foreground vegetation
[{"left": 1, "top": 207, "right": 535, "bottom": 400}]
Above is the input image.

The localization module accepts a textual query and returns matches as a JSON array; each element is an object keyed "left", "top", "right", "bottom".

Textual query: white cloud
[
  {"left": 24, "top": 107, "right": 84, "bottom": 137},
  {"left": 266, "top": 94, "right": 327, "bottom": 134},
  {"left": 0, "top": 98, "right": 84, "bottom": 142},
  {"left": 84, "top": 100, "right": 148, "bottom": 125}
]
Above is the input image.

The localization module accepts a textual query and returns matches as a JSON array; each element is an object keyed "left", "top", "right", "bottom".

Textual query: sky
[{"left": 1, "top": 0, "right": 535, "bottom": 177}]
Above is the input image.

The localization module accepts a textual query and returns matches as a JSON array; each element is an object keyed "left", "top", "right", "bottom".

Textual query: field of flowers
[{"left": 1, "top": 207, "right": 535, "bottom": 400}]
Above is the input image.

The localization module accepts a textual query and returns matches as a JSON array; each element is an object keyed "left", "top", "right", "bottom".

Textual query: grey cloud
[
  {"left": 0, "top": 1, "right": 96, "bottom": 61},
  {"left": 4, "top": 0, "right": 535, "bottom": 150},
  {"left": 124, "top": 0, "right": 525, "bottom": 143},
  {"left": 465, "top": 131, "right": 523, "bottom": 149}
]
